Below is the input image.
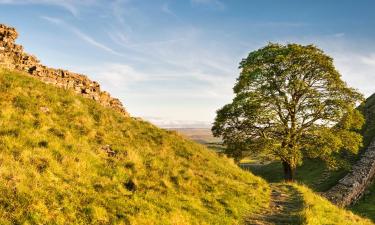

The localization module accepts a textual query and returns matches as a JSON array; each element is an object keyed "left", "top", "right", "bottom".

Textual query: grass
[
  {"left": 240, "top": 93, "right": 375, "bottom": 223},
  {"left": 294, "top": 184, "right": 373, "bottom": 225},
  {"left": 1, "top": 68, "right": 374, "bottom": 225},
  {"left": 241, "top": 159, "right": 348, "bottom": 192},
  {"left": 245, "top": 182, "right": 373, "bottom": 225},
  {"left": 245, "top": 183, "right": 305, "bottom": 224},
  {"left": 0, "top": 69, "right": 270, "bottom": 225},
  {"left": 351, "top": 185, "right": 375, "bottom": 223}
]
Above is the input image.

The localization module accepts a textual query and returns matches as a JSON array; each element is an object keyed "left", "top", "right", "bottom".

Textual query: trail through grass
[
  {"left": 245, "top": 183, "right": 374, "bottom": 225},
  {"left": 245, "top": 183, "right": 304, "bottom": 225}
]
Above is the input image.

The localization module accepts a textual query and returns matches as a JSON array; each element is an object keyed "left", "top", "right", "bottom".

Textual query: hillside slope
[
  {"left": 295, "top": 184, "right": 373, "bottom": 225},
  {"left": 0, "top": 69, "right": 270, "bottom": 224}
]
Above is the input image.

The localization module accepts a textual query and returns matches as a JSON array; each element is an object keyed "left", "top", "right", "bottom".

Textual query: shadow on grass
[{"left": 240, "top": 159, "right": 348, "bottom": 192}]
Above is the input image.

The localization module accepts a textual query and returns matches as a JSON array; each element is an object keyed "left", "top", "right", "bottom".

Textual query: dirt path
[{"left": 245, "top": 183, "right": 304, "bottom": 225}]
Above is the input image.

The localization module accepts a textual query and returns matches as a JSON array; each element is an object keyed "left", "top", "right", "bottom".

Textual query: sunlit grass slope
[
  {"left": 0, "top": 69, "right": 269, "bottom": 225},
  {"left": 294, "top": 184, "right": 373, "bottom": 225}
]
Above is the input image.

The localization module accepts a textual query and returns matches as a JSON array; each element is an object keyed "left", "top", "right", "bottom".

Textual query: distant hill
[{"left": 168, "top": 128, "right": 221, "bottom": 144}]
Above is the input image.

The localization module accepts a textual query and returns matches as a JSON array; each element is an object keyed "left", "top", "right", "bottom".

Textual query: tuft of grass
[
  {"left": 0, "top": 69, "right": 270, "bottom": 224},
  {"left": 351, "top": 184, "right": 375, "bottom": 223},
  {"left": 294, "top": 184, "right": 373, "bottom": 225}
]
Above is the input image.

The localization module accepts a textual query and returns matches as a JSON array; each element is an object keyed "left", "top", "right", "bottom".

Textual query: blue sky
[{"left": 1, "top": 0, "right": 375, "bottom": 128}]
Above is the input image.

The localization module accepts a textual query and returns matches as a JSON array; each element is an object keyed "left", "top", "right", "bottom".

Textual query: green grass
[
  {"left": 0, "top": 69, "right": 270, "bottom": 225},
  {"left": 295, "top": 184, "right": 373, "bottom": 225},
  {"left": 2, "top": 68, "right": 374, "bottom": 225},
  {"left": 351, "top": 185, "right": 375, "bottom": 223},
  {"left": 245, "top": 183, "right": 372, "bottom": 225},
  {"left": 240, "top": 92, "right": 375, "bottom": 223},
  {"left": 241, "top": 159, "right": 348, "bottom": 192}
]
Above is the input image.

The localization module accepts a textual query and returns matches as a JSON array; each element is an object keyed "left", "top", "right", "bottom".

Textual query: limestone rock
[
  {"left": 0, "top": 24, "right": 129, "bottom": 117},
  {"left": 100, "top": 145, "right": 117, "bottom": 157}
]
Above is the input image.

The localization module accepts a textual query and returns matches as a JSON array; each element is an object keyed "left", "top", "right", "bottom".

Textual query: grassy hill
[
  {"left": 0, "top": 69, "right": 270, "bottom": 224},
  {"left": 0, "top": 68, "right": 373, "bottom": 225}
]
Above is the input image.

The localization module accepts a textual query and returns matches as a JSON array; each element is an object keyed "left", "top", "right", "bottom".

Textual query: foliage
[
  {"left": 212, "top": 43, "right": 364, "bottom": 180},
  {"left": 0, "top": 69, "right": 270, "bottom": 225}
]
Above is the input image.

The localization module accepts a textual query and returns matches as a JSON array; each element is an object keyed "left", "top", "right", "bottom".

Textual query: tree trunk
[{"left": 282, "top": 161, "right": 295, "bottom": 182}]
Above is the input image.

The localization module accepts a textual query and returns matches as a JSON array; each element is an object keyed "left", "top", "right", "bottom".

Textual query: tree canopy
[{"left": 212, "top": 43, "right": 364, "bottom": 181}]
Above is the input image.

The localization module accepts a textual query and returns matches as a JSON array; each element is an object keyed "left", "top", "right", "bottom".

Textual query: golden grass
[
  {"left": 0, "top": 69, "right": 270, "bottom": 224},
  {"left": 294, "top": 184, "right": 373, "bottom": 225}
]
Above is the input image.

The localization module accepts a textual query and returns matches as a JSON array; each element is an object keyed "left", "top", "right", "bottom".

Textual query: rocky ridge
[{"left": 0, "top": 24, "right": 129, "bottom": 116}]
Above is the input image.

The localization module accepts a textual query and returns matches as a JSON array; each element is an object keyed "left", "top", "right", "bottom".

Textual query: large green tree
[{"left": 212, "top": 43, "right": 364, "bottom": 181}]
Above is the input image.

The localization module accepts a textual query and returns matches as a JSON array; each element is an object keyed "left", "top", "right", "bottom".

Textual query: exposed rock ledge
[{"left": 0, "top": 24, "right": 129, "bottom": 117}]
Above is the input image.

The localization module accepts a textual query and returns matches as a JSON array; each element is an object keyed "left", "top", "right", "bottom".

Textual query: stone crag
[
  {"left": 324, "top": 140, "right": 375, "bottom": 207},
  {"left": 0, "top": 24, "right": 129, "bottom": 117}
]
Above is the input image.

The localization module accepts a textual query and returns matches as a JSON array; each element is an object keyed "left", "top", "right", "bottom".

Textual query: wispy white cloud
[
  {"left": 41, "top": 16, "right": 122, "bottom": 56},
  {"left": 332, "top": 33, "right": 345, "bottom": 38},
  {"left": 87, "top": 63, "right": 147, "bottom": 89},
  {"left": 161, "top": 3, "right": 176, "bottom": 17},
  {"left": 25, "top": 1, "right": 375, "bottom": 127},
  {"left": 334, "top": 52, "right": 375, "bottom": 96},
  {"left": 361, "top": 54, "right": 375, "bottom": 66},
  {"left": 190, "top": 0, "right": 225, "bottom": 10},
  {"left": 264, "top": 34, "right": 375, "bottom": 97},
  {"left": 251, "top": 21, "right": 307, "bottom": 28},
  {"left": 71, "top": 28, "right": 121, "bottom": 55},
  {"left": 0, "top": 0, "right": 98, "bottom": 16}
]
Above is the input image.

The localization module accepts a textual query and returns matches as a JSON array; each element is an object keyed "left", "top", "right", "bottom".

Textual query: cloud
[
  {"left": 190, "top": 0, "right": 225, "bottom": 10},
  {"left": 334, "top": 52, "right": 375, "bottom": 97},
  {"left": 161, "top": 3, "right": 176, "bottom": 17},
  {"left": 361, "top": 54, "right": 375, "bottom": 66},
  {"left": 143, "top": 116, "right": 212, "bottom": 128},
  {"left": 41, "top": 16, "right": 122, "bottom": 56},
  {"left": 252, "top": 21, "right": 307, "bottom": 28},
  {"left": 332, "top": 33, "right": 345, "bottom": 38},
  {"left": 86, "top": 63, "right": 147, "bottom": 89},
  {"left": 0, "top": 0, "right": 98, "bottom": 16}
]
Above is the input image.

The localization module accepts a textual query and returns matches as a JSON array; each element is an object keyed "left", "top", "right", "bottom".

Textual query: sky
[{"left": 1, "top": 0, "right": 375, "bottom": 128}]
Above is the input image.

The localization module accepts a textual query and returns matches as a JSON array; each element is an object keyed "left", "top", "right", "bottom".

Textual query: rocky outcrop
[
  {"left": 324, "top": 140, "right": 375, "bottom": 207},
  {"left": 0, "top": 24, "right": 129, "bottom": 116}
]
